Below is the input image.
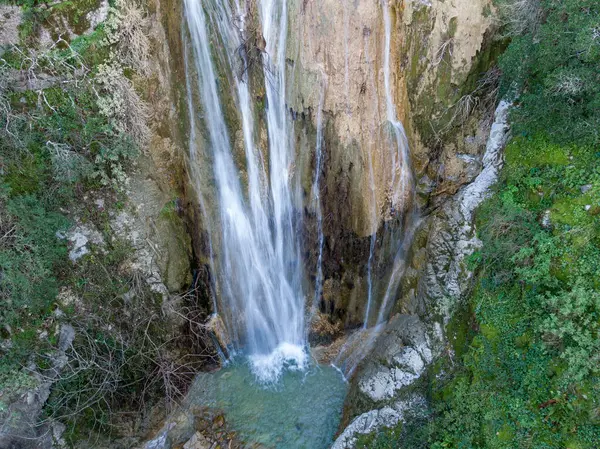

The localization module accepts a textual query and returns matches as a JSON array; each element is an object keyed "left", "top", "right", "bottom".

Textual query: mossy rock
[{"left": 156, "top": 201, "right": 193, "bottom": 292}]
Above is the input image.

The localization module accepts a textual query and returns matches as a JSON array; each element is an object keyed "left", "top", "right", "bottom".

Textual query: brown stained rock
[
  {"left": 212, "top": 414, "right": 225, "bottom": 429},
  {"left": 183, "top": 432, "right": 211, "bottom": 449},
  {"left": 286, "top": 0, "right": 495, "bottom": 237},
  {"left": 206, "top": 315, "right": 231, "bottom": 356}
]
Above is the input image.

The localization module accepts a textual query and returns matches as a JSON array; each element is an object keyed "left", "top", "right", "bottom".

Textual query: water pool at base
[{"left": 186, "top": 361, "right": 348, "bottom": 448}]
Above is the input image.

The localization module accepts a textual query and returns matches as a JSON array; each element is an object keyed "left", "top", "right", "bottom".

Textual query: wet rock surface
[
  {"left": 144, "top": 406, "right": 265, "bottom": 449},
  {"left": 419, "top": 101, "right": 511, "bottom": 322},
  {"left": 332, "top": 394, "right": 427, "bottom": 449}
]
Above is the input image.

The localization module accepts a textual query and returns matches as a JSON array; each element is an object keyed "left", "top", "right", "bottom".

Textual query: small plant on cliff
[
  {"left": 103, "top": 0, "right": 151, "bottom": 76},
  {"left": 496, "top": 0, "right": 543, "bottom": 36},
  {"left": 96, "top": 61, "right": 151, "bottom": 148}
]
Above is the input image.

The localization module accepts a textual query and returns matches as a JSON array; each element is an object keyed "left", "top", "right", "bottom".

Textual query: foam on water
[{"left": 249, "top": 343, "right": 309, "bottom": 384}]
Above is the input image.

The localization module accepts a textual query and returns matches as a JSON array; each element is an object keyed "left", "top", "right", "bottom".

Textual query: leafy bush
[
  {"left": 498, "top": 0, "right": 600, "bottom": 145},
  {"left": 539, "top": 285, "right": 600, "bottom": 383}
]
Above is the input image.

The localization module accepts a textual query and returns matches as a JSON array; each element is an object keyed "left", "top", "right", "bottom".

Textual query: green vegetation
[
  {"left": 361, "top": 0, "right": 600, "bottom": 447},
  {"left": 0, "top": 0, "right": 183, "bottom": 441},
  {"left": 1, "top": 17, "right": 138, "bottom": 367},
  {"left": 499, "top": 0, "right": 600, "bottom": 145},
  {"left": 422, "top": 134, "right": 600, "bottom": 447}
]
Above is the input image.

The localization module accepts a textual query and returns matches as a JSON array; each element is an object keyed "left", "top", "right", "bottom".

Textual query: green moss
[
  {"left": 550, "top": 196, "right": 593, "bottom": 226},
  {"left": 159, "top": 199, "right": 179, "bottom": 221},
  {"left": 505, "top": 136, "right": 570, "bottom": 168},
  {"left": 4, "top": 153, "right": 47, "bottom": 195},
  {"left": 448, "top": 17, "right": 458, "bottom": 38},
  {"left": 445, "top": 299, "right": 475, "bottom": 358},
  {"left": 69, "top": 26, "right": 111, "bottom": 67},
  {"left": 46, "top": 0, "right": 101, "bottom": 38}
]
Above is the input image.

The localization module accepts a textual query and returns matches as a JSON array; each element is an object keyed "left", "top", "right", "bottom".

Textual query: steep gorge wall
[
  {"left": 165, "top": 0, "right": 501, "bottom": 333},
  {"left": 280, "top": 1, "right": 508, "bottom": 444},
  {"left": 150, "top": 0, "right": 501, "bottom": 370},
  {"left": 133, "top": 0, "right": 503, "bottom": 446},
  {"left": 284, "top": 0, "right": 498, "bottom": 328},
  {"left": 288, "top": 0, "right": 495, "bottom": 234}
]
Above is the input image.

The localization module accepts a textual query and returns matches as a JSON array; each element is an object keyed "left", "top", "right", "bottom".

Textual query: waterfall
[
  {"left": 333, "top": 0, "right": 417, "bottom": 377},
  {"left": 185, "top": 0, "right": 306, "bottom": 383},
  {"left": 185, "top": 0, "right": 417, "bottom": 383},
  {"left": 383, "top": 1, "right": 412, "bottom": 207},
  {"left": 310, "top": 81, "right": 327, "bottom": 319},
  {"left": 375, "top": 1, "right": 417, "bottom": 325}
]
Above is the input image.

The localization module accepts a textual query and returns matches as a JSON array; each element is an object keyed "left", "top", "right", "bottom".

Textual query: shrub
[
  {"left": 495, "top": 0, "right": 543, "bottom": 37},
  {"left": 499, "top": 0, "right": 600, "bottom": 145},
  {"left": 102, "top": 0, "right": 152, "bottom": 76},
  {"left": 96, "top": 61, "right": 150, "bottom": 148}
]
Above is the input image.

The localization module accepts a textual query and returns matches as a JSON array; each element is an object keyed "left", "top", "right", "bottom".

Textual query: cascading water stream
[
  {"left": 382, "top": 2, "right": 412, "bottom": 205},
  {"left": 182, "top": 27, "right": 219, "bottom": 314},
  {"left": 333, "top": 0, "right": 417, "bottom": 377},
  {"left": 185, "top": 0, "right": 306, "bottom": 382},
  {"left": 374, "top": 1, "right": 417, "bottom": 325},
  {"left": 310, "top": 80, "right": 327, "bottom": 319}
]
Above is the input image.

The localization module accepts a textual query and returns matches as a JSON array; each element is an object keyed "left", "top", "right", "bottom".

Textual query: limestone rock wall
[
  {"left": 333, "top": 100, "right": 512, "bottom": 448},
  {"left": 287, "top": 0, "right": 496, "bottom": 237},
  {"left": 284, "top": 0, "right": 498, "bottom": 329}
]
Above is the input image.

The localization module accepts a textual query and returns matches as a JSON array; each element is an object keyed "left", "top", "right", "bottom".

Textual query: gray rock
[
  {"left": 183, "top": 432, "right": 211, "bottom": 449},
  {"left": 541, "top": 209, "right": 552, "bottom": 229},
  {"left": 356, "top": 315, "right": 435, "bottom": 402},
  {"left": 331, "top": 395, "right": 427, "bottom": 449},
  {"left": 420, "top": 101, "right": 511, "bottom": 322},
  {"left": 0, "top": 325, "right": 75, "bottom": 449},
  {"left": 58, "top": 324, "right": 75, "bottom": 353},
  {"left": 65, "top": 224, "right": 104, "bottom": 262}
]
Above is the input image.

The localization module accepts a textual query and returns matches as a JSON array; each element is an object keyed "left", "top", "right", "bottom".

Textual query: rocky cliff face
[
  {"left": 282, "top": 0, "right": 500, "bottom": 329},
  {"left": 137, "top": 0, "right": 504, "bottom": 444},
  {"left": 333, "top": 101, "right": 511, "bottom": 447},
  {"left": 166, "top": 0, "right": 502, "bottom": 349},
  {"left": 146, "top": 0, "right": 503, "bottom": 441},
  {"left": 288, "top": 0, "right": 495, "bottom": 235},
  {"left": 165, "top": 0, "right": 500, "bottom": 329}
]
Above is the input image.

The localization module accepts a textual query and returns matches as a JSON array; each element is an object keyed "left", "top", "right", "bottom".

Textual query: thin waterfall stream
[{"left": 310, "top": 79, "right": 327, "bottom": 320}]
